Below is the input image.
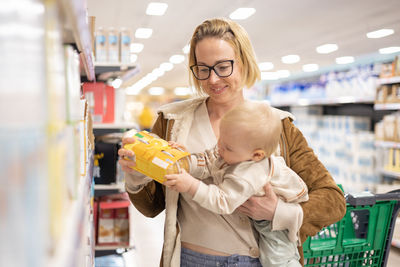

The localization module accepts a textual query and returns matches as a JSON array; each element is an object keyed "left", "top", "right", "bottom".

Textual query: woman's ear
[{"left": 252, "top": 149, "right": 265, "bottom": 162}]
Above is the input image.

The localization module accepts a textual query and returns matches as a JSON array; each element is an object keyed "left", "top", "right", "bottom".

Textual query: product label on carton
[
  {"left": 98, "top": 208, "right": 114, "bottom": 243},
  {"left": 152, "top": 157, "right": 169, "bottom": 169},
  {"left": 114, "top": 208, "right": 129, "bottom": 243}
]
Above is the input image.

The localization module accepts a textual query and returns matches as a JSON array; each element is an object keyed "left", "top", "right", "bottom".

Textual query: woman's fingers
[
  {"left": 118, "top": 147, "right": 135, "bottom": 159},
  {"left": 122, "top": 137, "right": 136, "bottom": 146}
]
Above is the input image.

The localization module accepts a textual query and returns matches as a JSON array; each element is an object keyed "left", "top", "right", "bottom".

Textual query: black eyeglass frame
[{"left": 190, "top": 60, "right": 234, "bottom": 80}]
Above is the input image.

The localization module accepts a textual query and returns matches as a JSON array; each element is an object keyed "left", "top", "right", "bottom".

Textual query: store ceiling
[{"left": 87, "top": 0, "right": 400, "bottom": 93}]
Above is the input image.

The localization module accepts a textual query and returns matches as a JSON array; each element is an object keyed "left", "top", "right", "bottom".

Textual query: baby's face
[{"left": 217, "top": 124, "right": 254, "bottom": 165}]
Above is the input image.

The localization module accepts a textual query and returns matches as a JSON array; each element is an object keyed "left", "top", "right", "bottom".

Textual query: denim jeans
[{"left": 180, "top": 247, "right": 262, "bottom": 267}]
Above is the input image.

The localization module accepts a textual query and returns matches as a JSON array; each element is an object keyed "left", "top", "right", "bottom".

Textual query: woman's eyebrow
[{"left": 196, "top": 59, "right": 231, "bottom": 65}]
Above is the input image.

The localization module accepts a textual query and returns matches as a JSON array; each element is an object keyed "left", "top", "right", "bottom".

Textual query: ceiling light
[
  {"left": 281, "top": 55, "right": 300, "bottom": 64},
  {"left": 152, "top": 68, "right": 165, "bottom": 77},
  {"left": 146, "top": 72, "right": 158, "bottom": 82},
  {"left": 130, "top": 54, "right": 137, "bottom": 63},
  {"left": 316, "top": 43, "right": 338, "bottom": 54},
  {"left": 174, "top": 87, "right": 193, "bottom": 96},
  {"left": 112, "top": 78, "right": 122, "bottom": 88},
  {"left": 335, "top": 56, "right": 354, "bottom": 64},
  {"left": 366, "top": 29, "right": 394, "bottom": 39},
  {"left": 261, "top": 72, "right": 279, "bottom": 80},
  {"left": 130, "top": 43, "right": 144, "bottom": 53},
  {"left": 146, "top": 2, "right": 168, "bottom": 16},
  {"left": 160, "top": 62, "right": 173, "bottom": 71},
  {"left": 379, "top": 46, "right": 400, "bottom": 54},
  {"left": 182, "top": 44, "right": 190, "bottom": 54},
  {"left": 125, "top": 85, "right": 142, "bottom": 95},
  {"left": 229, "top": 8, "right": 256, "bottom": 20},
  {"left": 169, "top": 54, "right": 185, "bottom": 64},
  {"left": 302, "top": 64, "right": 319, "bottom": 72},
  {"left": 148, "top": 87, "right": 165, "bottom": 95},
  {"left": 135, "top": 28, "right": 153, "bottom": 39},
  {"left": 258, "top": 62, "right": 274, "bottom": 71},
  {"left": 276, "top": 70, "right": 290, "bottom": 78}
]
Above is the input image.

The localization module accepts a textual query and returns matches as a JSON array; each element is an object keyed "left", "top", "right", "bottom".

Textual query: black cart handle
[{"left": 346, "top": 189, "right": 400, "bottom": 206}]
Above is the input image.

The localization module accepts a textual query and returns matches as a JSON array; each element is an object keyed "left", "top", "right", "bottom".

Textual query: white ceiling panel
[{"left": 87, "top": 0, "right": 400, "bottom": 91}]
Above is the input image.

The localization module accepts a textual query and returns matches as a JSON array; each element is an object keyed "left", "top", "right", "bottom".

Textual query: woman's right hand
[{"left": 118, "top": 136, "right": 137, "bottom": 174}]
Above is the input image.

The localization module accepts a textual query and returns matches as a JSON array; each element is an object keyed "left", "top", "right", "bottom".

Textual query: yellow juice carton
[{"left": 124, "top": 130, "right": 190, "bottom": 183}]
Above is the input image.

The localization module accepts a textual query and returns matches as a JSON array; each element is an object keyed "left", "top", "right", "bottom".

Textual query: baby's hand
[
  {"left": 168, "top": 141, "right": 187, "bottom": 151},
  {"left": 164, "top": 169, "right": 199, "bottom": 196}
]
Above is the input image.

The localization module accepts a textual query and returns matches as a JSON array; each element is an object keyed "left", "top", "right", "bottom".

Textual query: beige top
[{"left": 178, "top": 101, "right": 260, "bottom": 257}]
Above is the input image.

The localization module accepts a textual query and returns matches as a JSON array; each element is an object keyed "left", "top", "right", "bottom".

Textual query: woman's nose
[{"left": 208, "top": 69, "right": 220, "bottom": 83}]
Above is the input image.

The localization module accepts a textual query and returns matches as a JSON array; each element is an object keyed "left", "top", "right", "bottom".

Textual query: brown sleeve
[
  {"left": 281, "top": 118, "right": 346, "bottom": 243},
  {"left": 126, "top": 113, "right": 167, "bottom": 218}
]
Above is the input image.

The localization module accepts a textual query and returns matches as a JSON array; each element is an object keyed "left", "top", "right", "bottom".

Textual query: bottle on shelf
[
  {"left": 95, "top": 27, "right": 107, "bottom": 63},
  {"left": 120, "top": 28, "right": 131, "bottom": 64},
  {"left": 107, "top": 27, "right": 119, "bottom": 63}
]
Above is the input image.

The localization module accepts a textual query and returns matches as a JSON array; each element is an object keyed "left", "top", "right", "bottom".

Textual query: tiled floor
[{"left": 123, "top": 206, "right": 400, "bottom": 267}]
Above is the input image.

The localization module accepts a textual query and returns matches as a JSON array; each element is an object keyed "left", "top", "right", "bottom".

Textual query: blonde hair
[
  {"left": 188, "top": 18, "right": 260, "bottom": 94},
  {"left": 220, "top": 101, "right": 282, "bottom": 157}
]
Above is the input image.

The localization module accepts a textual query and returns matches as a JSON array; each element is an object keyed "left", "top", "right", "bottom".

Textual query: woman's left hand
[{"left": 237, "top": 183, "right": 278, "bottom": 221}]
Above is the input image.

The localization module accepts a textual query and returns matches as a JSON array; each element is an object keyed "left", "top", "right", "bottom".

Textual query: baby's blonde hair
[{"left": 220, "top": 101, "right": 282, "bottom": 157}]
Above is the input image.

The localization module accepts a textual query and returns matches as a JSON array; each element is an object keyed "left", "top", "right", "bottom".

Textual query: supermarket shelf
[
  {"left": 95, "top": 245, "right": 134, "bottom": 251},
  {"left": 94, "top": 183, "right": 125, "bottom": 191},
  {"left": 94, "top": 63, "right": 138, "bottom": 75},
  {"left": 263, "top": 52, "right": 399, "bottom": 85},
  {"left": 270, "top": 96, "right": 375, "bottom": 107},
  {"left": 48, "top": 153, "right": 94, "bottom": 266},
  {"left": 379, "top": 76, "right": 400, "bottom": 85},
  {"left": 374, "top": 103, "right": 400, "bottom": 110},
  {"left": 375, "top": 141, "right": 400, "bottom": 149},
  {"left": 59, "top": 0, "right": 95, "bottom": 81},
  {"left": 94, "top": 62, "right": 137, "bottom": 68},
  {"left": 93, "top": 123, "right": 138, "bottom": 129},
  {"left": 380, "top": 169, "right": 400, "bottom": 179}
]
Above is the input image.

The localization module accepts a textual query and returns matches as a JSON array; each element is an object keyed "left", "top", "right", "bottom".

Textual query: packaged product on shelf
[
  {"left": 375, "top": 85, "right": 388, "bottom": 103},
  {"left": 392, "top": 84, "right": 400, "bottom": 102},
  {"left": 380, "top": 62, "right": 394, "bottom": 78},
  {"left": 94, "top": 138, "right": 120, "bottom": 184},
  {"left": 95, "top": 27, "right": 107, "bottom": 63},
  {"left": 82, "top": 82, "right": 115, "bottom": 123},
  {"left": 374, "top": 121, "right": 385, "bottom": 141},
  {"left": 95, "top": 194, "right": 131, "bottom": 245},
  {"left": 120, "top": 28, "right": 131, "bottom": 64},
  {"left": 383, "top": 114, "right": 397, "bottom": 141},
  {"left": 394, "top": 56, "right": 400, "bottom": 76},
  {"left": 114, "top": 207, "right": 129, "bottom": 243},
  {"left": 384, "top": 148, "right": 400, "bottom": 172},
  {"left": 64, "top": 45, "right": 82, "bottom": 123},
  {"left": 98, "top": 204, "right": 115, "bottom": 244},
  {"left": 107, "top": 27, "right": 119, "bottom": 63}
]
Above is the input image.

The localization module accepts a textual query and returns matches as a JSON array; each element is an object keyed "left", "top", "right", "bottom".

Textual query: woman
[{"left": 118, "top": 18, "right": 346, "bottom": 267}]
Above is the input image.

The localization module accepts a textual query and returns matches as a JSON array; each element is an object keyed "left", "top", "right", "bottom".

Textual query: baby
[{"left": 164, "top": 101, "right": 308, "bottom": 267}]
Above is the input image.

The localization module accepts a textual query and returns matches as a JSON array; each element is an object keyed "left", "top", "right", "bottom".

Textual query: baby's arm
[
  {"left": 167, "top": 162, "right": 265, "bottom": 214},
  {"left": 188, "top": 147, "right": 219, "bottom": 179}
]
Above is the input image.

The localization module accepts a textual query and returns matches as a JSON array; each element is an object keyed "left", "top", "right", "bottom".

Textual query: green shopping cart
[{"left": 303, "top": 190, "right": 400, "bottom": 267}]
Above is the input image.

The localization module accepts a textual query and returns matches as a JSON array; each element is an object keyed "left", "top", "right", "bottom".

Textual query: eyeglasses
[{"left": 190, "top": 60, "right": 234, "bottom": 80}]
